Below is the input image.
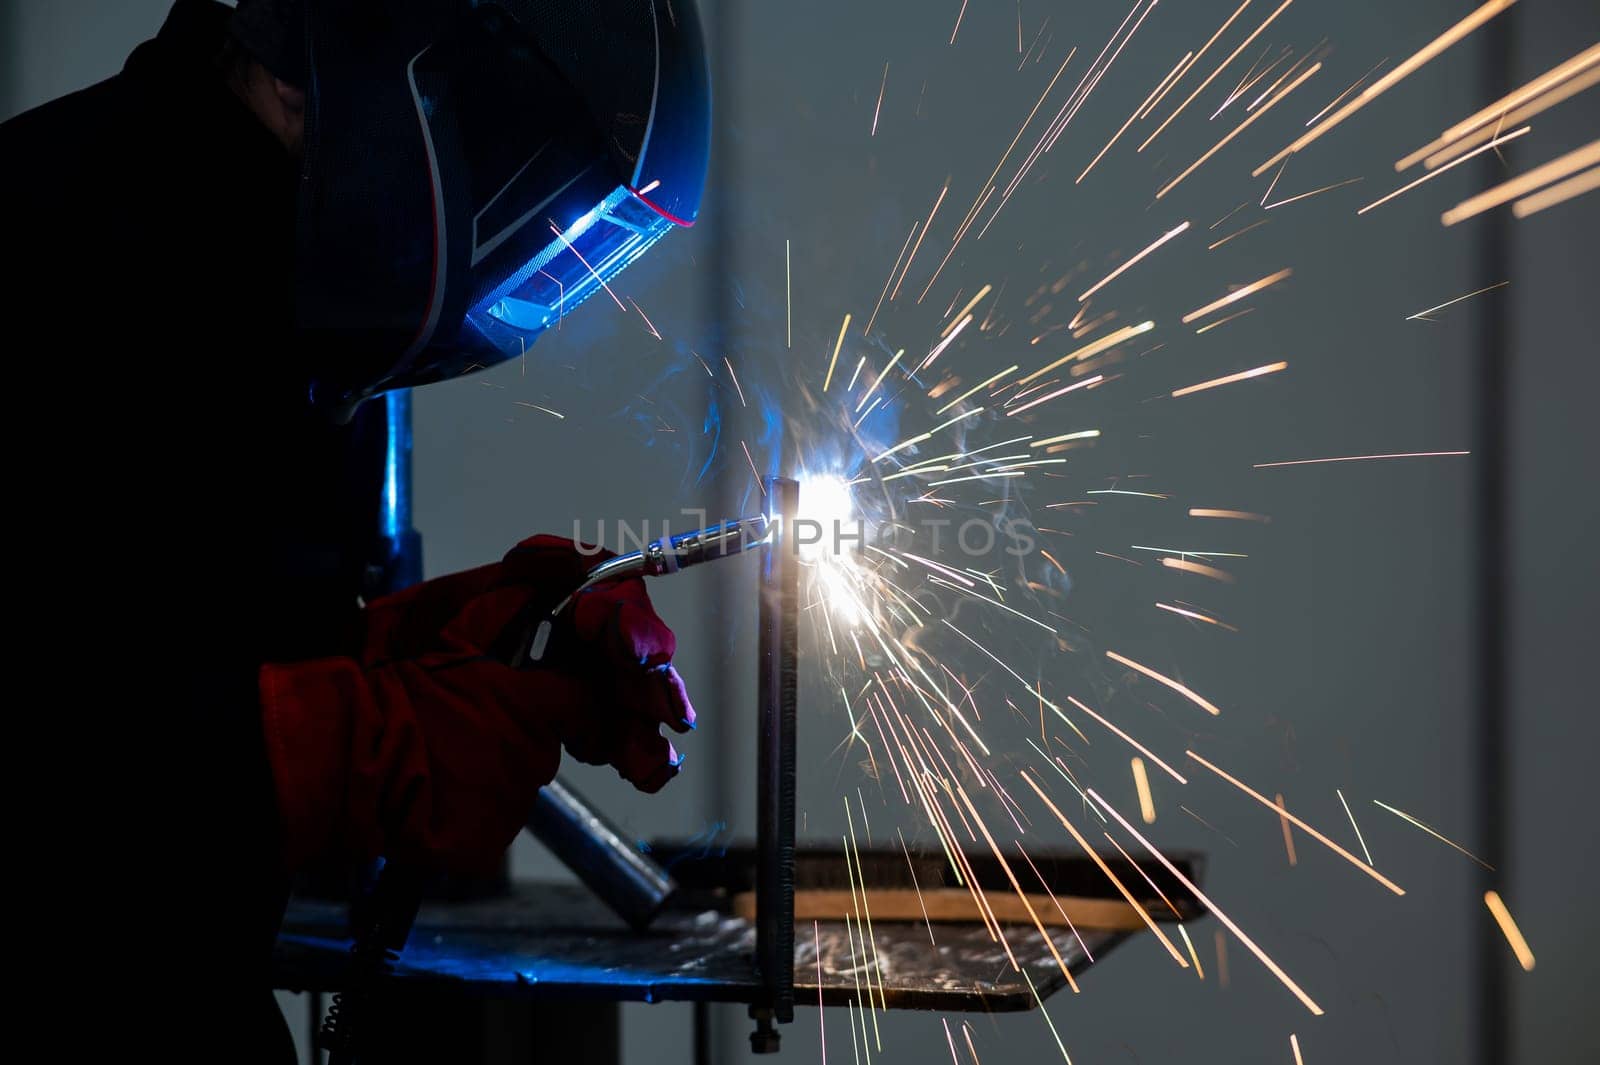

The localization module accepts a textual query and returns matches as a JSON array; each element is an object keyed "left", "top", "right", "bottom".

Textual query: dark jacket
[{"left": 3, "top": 2, "right": 386, "bottom": 1057}]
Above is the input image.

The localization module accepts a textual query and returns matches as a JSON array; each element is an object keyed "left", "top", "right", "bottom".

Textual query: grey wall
[{"left": 5, "top": 1, "right": 1595, "bottom": 1063}]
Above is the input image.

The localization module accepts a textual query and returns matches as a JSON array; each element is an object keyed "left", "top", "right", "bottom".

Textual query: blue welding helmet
[{"left": 293, "top": 0, "right": 709, "bottom": 416}]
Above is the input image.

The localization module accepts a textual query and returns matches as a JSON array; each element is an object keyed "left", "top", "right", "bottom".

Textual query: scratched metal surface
[{"left": 275, "top": 881, "right": 1130, "bottom": 1011}]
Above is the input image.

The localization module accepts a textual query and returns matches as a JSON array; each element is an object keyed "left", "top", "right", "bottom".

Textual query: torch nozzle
[
  {"left": 522, "top": 514, "right": 772, "bottom": 664},
  {"left": 577, "top": 513, "right": 771, "bottom": 594}
]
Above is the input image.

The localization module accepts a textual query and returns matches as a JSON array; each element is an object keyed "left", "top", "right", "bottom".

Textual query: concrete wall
[{"left": 5, "top": 1, "right": 1594, "bottom": 1063}]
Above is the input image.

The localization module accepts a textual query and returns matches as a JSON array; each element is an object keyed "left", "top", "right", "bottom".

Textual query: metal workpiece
[
  {"left": 525, "top": 778, "right": 677, "bottom": 931},
  {"left": 753, "top": 477, "right": 800, "bottom": 1048}
]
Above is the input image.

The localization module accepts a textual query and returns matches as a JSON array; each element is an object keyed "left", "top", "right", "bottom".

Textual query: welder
[{"left": 2, "top": 0, "right": 710, "bottom": 1057}]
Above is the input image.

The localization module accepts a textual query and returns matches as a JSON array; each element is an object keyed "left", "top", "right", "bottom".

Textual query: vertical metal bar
[
  {"left": 378, "top": 390, "right": 424, "bottom": 595},
  {"left": 755, "top": 477, "right": 800, "bottom": 1037},
  {"left": 1474, "top": 11, "right": 1515, "bottom": 1065}
]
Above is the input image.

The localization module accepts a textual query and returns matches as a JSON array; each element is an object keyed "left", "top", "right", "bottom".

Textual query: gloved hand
[{"left": 259, "top": 535, "right": 696, "bottom": 872}]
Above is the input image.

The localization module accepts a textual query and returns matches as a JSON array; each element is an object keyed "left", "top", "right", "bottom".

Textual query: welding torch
[{"left": 514, "top": 513, "right": 773, "bottom": 665}]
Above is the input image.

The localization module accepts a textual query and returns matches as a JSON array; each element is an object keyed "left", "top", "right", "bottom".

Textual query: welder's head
[{"left": 281, "top": 0, "right": 710, "bottom": 419}]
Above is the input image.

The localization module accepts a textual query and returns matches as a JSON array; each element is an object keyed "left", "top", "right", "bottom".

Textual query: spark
[
  {"left": 955, "top": 783, "right": 1078, "bottom": 991},
  {"left": 1513, "top": 165, "right": 1600, "bottom": 218},
  {"left": 1254, "top": 450, "right": 1469, "bottom": 468},
  {"left": 1254, "top": 0, "right": 1521, "bottom": 177},
  {"left": 1218, "top": 46, "right": 1293, "bottom": 118},
  {"left": 512, "top": 401, "right": 565, "bottom": 419},
  {"left": 845, "top": 800, "right": 887, "bottom": 1022},
  {"left": 723, "top": 356, "right": 748, "bottom": 407},
  {"left": 1162, "top": 557, "right": 1235, "bottom": 582},
  {"left": 952, "top": 52, "right": 1079, "bottom": 243},
  {"left": 1211, "top": 200, "right": 1251, "bottom": 229},
  {"left": 1031, "top": 430, "right": 1100, "bottom": 447},
  {"left": 637, "top": 179, "right": 660, "bottom": 195},
  {"left": 854, "top": 397, "right": 883, "bottom": 428},
  {"left": 1208, "top": 218, "right": 1270, "bottom": 249},
  {"left": 1156, "top": 602, "right": 1239, "bottom": 632},
  {"left": 949, "top": 0, "right": 968, "bottom": 45},
  {"left": 1195, "top": 308, "right": 1256, "bottom": 334},
  {"left": 1017, "top": 842, "right": 1095, "bottom": 960},
  {"left": 1131, "top": 545, "right": 1247, "bottom": 557},
  {"left": 1399, "top": 43, "right": 1600, "bottom": 169},
  {"left": 871, "top": 62, "right": 889, "bottom": 136},
  {"left": 943, "top": 1019, "right": 960, "bottom": 1065},
  {"left": 896, "top": 828, "right": 936, "bottom": 945},
  {"left": 1483, "top": 891, "right": 1536, "bottom": 971},
  {"left": 1186, "top": 751, "right": 1405, "bottom": 894},
  {"left": 1131, "top": 757, "right": 1157, "bottom": 823},
  {"left": 866, "top": 223, "right": 919, "bottom": 335},
  {"left": 1032, "top": 0, "right": 1156, "bottom": 162},
  {"left": 856, "top": 349, "right": 905, "bottom": 412},
  {"left": 1291, "top": 1033, "right": 1305, "bottom": 1065},
  {"left": 1417, "top": 65, "right": 1600, "bottom": 170},
  {"left": 1141, "top": 0, "right": 1298, "bottom": 154},
  {"left": 1360, "top": 127, "right": 1532, "bottom": 215},
  {"left": 741, "top": 440, "right": 765, "bottom": 492},
  {"left": 1305, "top": 58, "right": 1389, "bottom": 127},
  {"left": 1182, "top": 269, "right": 1294, "bottom": 323},
  {"left": 927, "top": 471, "right": 1025, "bottom": 487},
  {"left": 917, "top": 313, "right": 973, "bottom": 370},
  {"left": 1336, "top": 788, "right": 1374, "bottom": 865},
  {"left": 847, "top": 355, "right": 867, "bottom": 392},
  {"left": 1261, "top": 159, "right": 1288, "bottom": 205},
  {"left": 989, "top": 0, "right": 1155, "bottom": 231},
  {"left": 548, "top": 220, "right": 627, "bottom": 311},
  {"left": 1106, "top": 650, "right": 1222, "bottom": 716},
  {"left": 1140, "top": 0, "right": 1256, "bottom": 124},
  {"left": 1276, "top": 794, "right": 1299, "bottom": 866},
  {"left": 816, "top": 922, "right": 828, "bottom": 1065},
  {"left": 1405, "top": 281, "right": 1510, "bottom": 321},
  {"left": 1264, "top": 176, "right": 1363, "bottom": 209},
  {"left": 1007, "top": 375, "right": 1104, "bottom": 416},
  {"left": 628, "top": 297, "right": 663, "bottom": 339},
  {"left": 1189, "top": 508, "right": 1270, "bottom": 521},
  {"left": 1078, "top": 221, "right": 1191, "bottom": 302},
  {"left": 942, "top": 284, "right": 993, "bottom": 336},
  {"left": 1077, "top": 51, "right": 1193, "bottom": 183},
  {"left": 1371, "top": 800, "right": 1493, "bottom": 869},
  {"left": 963, "top": 1025, "right": 984, "bottom": 1065},
  {"left": 1172, "top": 361, "right": 1287, "bottom": 397},
  {"left": 1179, "top": 924, "right": 1206, "bottom": 978},
  {"left": 786, "top": 239, "right": 792, "bottom": 347},
  {"left": 1040, "top": 550, "right": 1067, "bottom": 576},
  {"left": 1021, "top": 970, "right": 1074, "bottom": 1065},
  {"left": 1089, "top": 788, "right": 1324, "bottom": 1015},
  {"left": 891, "top": 182, "right": 950, "bottom": 301},
  {"left": 1018, "top": 321, "right": 1153, "bottom": 385},
  {"left": 824, "top": 313, "right": 853, "bottom": 392},
  {"left": 1156, "top": 63, "right": 1320, "bottom": 199},
  {"left": 1088, "top": 486, "right": 1177, "bottom": 498},
  {"left": 936, "top": 367, "right": 1019, "bottom": 414},
  {"left": 1246, "top": 50, "right": 1316, "bottom": 112},
  {"left": 1023, "top": 771, "right": 1189, "bottom": 966},
  {"left": 1068, "top": 695, "right": 1187, "bottom": 783}
]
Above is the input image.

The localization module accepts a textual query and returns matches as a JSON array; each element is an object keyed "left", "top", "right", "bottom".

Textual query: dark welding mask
[{"left": 293, "top": 0, "right": 709, "bottom": 417}]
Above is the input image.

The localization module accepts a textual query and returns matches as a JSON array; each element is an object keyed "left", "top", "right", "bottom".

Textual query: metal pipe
[{"left": 525, "top": 777, "right": 677, "bottom": 930}]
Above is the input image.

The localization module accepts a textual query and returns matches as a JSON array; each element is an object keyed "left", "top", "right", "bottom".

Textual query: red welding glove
[{"left": 258, "top": 535, "right": 696, "bottom": 873}]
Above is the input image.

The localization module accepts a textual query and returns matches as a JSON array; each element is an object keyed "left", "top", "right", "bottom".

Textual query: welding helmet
[{"left": 293, "top": 0, "right": 709, "bottom": 416}]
